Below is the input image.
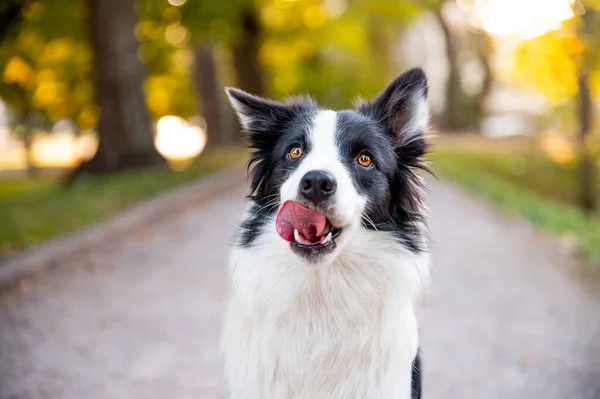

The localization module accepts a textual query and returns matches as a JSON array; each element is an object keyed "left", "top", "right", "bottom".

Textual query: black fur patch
[
  {"left": 334, "top": 109, "right": 429, "bottom": 252},
  {"left": 351, "top": 68, "right": 431, "bottom": 252}
]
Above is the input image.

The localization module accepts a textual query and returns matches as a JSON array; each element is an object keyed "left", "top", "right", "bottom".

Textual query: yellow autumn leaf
[
  {"left": 3, "top": 56, "right": 35, "bottom": 86},
  {"left": 511, "top": 30, "right": 578, "bottom": 103}
]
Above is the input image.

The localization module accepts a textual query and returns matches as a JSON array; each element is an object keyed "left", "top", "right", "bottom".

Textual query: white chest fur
[{"left": 222, "top": 227, "right": 429, "bottom": 399}]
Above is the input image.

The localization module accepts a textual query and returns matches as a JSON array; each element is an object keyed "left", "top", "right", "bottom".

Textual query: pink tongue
[{"left": 276, "top": 200, "right": 327, "bottom": 242}]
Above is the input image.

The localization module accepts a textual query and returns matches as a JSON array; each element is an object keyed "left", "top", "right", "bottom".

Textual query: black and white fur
[{"left": 223, "top": 68, "right": 431, "bottom": 399}]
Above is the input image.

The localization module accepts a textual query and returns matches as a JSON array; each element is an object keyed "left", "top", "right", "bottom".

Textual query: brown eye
[
  {"left": 357, "top": 153, "right": 373, "bottom": 167},
  {"left": 289, "top": 146, "right": 303, "bottom": 159}
]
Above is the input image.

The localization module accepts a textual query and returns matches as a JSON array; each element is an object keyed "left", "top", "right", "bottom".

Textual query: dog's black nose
[{"left": 299, "top": 170, "right": 336, "bottom": 204}]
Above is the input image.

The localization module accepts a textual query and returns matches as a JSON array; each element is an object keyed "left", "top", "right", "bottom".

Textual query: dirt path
[
  {"left": 1, "top": 179, "right": 599, "bottom": 399},
  {"left": 421, "top": 181, "right": 600, "bottom": 399}
]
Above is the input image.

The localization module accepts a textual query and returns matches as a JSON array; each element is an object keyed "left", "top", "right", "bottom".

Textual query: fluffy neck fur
[{"left": 222, "top": 216, "right": 430, "bottom": 399}]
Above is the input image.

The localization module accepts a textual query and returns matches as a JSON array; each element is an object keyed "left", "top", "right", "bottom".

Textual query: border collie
[{"left": 222, "top": 68, "right": 431, "bottom": 399}]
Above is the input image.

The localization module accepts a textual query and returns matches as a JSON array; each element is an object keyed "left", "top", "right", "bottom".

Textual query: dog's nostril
[
  {"left": 299, "top": 170, "right": 337, "bottom": 204},
  {"left": 302, "top": 179, "right": 312, "bottom": 191},
  {"left": 320, "top": 180, "right": 333, "bottom": 193}
]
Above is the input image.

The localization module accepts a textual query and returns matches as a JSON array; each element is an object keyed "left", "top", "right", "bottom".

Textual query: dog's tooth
[
  {"left": 294, "top": 229, "right": 301, "bottom": 243},
  {"left": 321, "top": 231, "right": 332, "bottom": 244}
]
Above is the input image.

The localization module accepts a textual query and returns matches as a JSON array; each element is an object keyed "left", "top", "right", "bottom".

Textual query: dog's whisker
[
  {"left": 354, "top": 209, "right": 378, "bottom": 232},
  {"left": 249, "top": 199, "right": 280, "bottom": 218},
  {"left": 362, "top": 214, "right": 379, "bottom": 232}
]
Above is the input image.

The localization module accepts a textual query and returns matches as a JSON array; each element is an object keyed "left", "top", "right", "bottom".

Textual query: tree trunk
[
  {"left": 22, "top": 128, "right": 37, "bottom": 177},
  {"left": 575, "top": 9, "right": 597, "bottom": 213},
  {"left": 16, "top": 105, "right": 37, "bottom": 177},
  {"left": 434, "top": 9, "right": 464, "bottom": 131},
  {"left": 576, "top": 66, "right": 596, "bottom": 212},
  {"left": 69, "top": 0, "right": 164, "bottom": 180},
  {"left": 232, "top": 9, "right": 265, "bottom": 97},
  {"left": 193, "top": 44, "right": 229, "bottom": 147},
  {"left": 474, "top": 30, "right": 494, "bottom": 121}
]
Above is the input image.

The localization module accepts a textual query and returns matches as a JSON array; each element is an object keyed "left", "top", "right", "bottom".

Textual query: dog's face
[{"left": 227, "top": 68, "right": 430, "bottom": 265}]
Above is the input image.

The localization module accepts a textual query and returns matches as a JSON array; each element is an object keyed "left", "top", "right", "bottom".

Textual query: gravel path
[{"left": 1, "top": 179, "right": 599, "bottom": 398}]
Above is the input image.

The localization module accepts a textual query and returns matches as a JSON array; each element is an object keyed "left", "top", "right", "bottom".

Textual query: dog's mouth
[
  {"left": 276, "top": 200, "right": 344, "bottom": 253},
  {"left": 292, "top": 225, "right": 343, "bottom": 249}
]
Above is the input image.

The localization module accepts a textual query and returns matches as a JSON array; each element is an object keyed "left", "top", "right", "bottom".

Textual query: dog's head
[{"left": 227, "top": 68, "right": 430, "bottom": 265}]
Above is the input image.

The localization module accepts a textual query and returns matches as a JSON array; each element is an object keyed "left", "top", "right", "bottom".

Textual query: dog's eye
[
  {"left": 288, "top": 146, "right": 303, "bottom": 160},
  {"left": 357, "top": 153, "right": 373, "bottom": 168}
]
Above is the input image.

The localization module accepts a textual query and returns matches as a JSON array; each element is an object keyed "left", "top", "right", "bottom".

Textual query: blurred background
[
  {"left": 1, "top": 1, "right": 600, "bottom": 397},
  {"left": 0, "top": 0, "right": 598, "bottom": 260}
]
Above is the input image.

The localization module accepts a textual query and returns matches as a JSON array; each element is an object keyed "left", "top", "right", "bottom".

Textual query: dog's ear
[
  {"left": 225, "top": 87, "right": 314, "bottom": 136},
  {"left": 226, "top": 88, "right": 286, "bottom": 133},
  {"left": 357, "top": 68, "right": 429, "bottom": 143},
  {"left": 225, "top": 88, "right": 316, "bottom": 198}
]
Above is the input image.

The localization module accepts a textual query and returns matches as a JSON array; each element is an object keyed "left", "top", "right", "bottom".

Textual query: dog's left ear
[{"left": 358, "top": 68, "right": 429, "bottom": 143}]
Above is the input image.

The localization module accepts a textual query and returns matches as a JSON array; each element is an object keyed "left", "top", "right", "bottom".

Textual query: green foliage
[
  {"left": 178, "top": 0, "right": 251, "bottom": 44},
  {"left": 255, "top": 0, "right": 418, "bottom": 107},
  {"left": 512, "top": 28, "right": 580, "bottom": 103},
  {"left": 511, "top": 4, "right": 600, "bottom": 102},
  {"left": 0, "top": 0, "right": 427, "bottom": 127},
  {"left": 0, "top": 0, "right": 206, "bottom": 125},
  {"left": 438, "top": 149, "right": 592, "bottom": 206},
  {"left": 431, "top": 147, "right": 600, "bottom": 264},
  {"left": 136, "top": 1, "right": 198, "bottom": 118},
  {"left": 0, "top": 147, "right": 248, "bottom": 256},
  {"left": 0, "top": 0, "right": 95, "bottom": 128}
]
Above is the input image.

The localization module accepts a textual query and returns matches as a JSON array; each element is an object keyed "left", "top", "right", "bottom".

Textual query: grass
[
  {"left": 430, "top": 144, "right": 600, "bottom": 264},
  {"left": 0, "top": 147, "right": 248, "bottom": 257}
]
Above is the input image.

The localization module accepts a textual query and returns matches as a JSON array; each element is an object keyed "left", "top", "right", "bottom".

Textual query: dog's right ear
[
  {"left": 225, "top": 88, "right": 316, "bottom": 197},
  {"left": 226, "top": 88, "right": 283, "bottom": 133},
  {"left": 225, "top": 88, "right": 313, "bottom": 136}
]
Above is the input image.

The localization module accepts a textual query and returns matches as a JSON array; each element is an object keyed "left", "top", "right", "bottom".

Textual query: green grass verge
[
  {"left": 430, "top": 149, "right": 600, "bottom": 264},
  {"left": 0, "top": 147, "right": 248, "bottom": 257}
]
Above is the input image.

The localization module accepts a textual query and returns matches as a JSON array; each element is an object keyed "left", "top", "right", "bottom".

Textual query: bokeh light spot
[
  {"left": 155, "top": 116, "right": 206, "bottom": 164},
  {"left": 303, "top": 5, "right": 327, "bottom": 28},
  {"left": 165, "top": 23, "right": 188, "bottom": 46}
]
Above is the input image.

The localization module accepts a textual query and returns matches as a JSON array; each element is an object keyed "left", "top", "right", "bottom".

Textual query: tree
[
  {"left": 417, "top": 0, "right": 494, "bottom": 131},
  {"left": 73, "top": 0, "right": 165, "bottom": 177},
  {"left": 511, "top": 3, "right": 599, "bottom": 212},
  {"left": 178, "top": 0, "right": 256, "bottom": 146},
  {"left": 135, "top": 1, "right": 197, "bottom": 121},
  {"left": 0, "top": 0, "right": 95, "bottom": 175},
  {"left": 575, "top": 8, "right": 599, "bottom": 212},
  {"left": 1, "top": 0, "right": 164, "bottom": 177},
  {"left": 179, "top": 0, "right": 264, "bottom": 96},
  {"left": 251, "top": 0, "right": 417, "bottom": 108},
  {"left": 193, "top": 43, "right": 229, "bottom": 146},
  {"left": 473, "top": 30, "right": 494, "bottom": 119},
  {"left": 231, "top": 7, "right": 265, "bottom": 96},
  {"left": 433, "top": 6, "right": 465, "bottom": 130}
]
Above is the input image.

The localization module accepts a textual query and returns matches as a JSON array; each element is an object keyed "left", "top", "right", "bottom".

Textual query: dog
[{"left": 222, "top": 68, "right": 431, "bottom": 399}]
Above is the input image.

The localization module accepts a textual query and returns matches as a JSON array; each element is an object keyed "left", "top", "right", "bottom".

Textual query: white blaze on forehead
[
  {"left": 309, "top": 110, "right": 338, "bottom": 161},
  {"left": 279, "top": 109, "right": 365, "bottom": 227}
]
